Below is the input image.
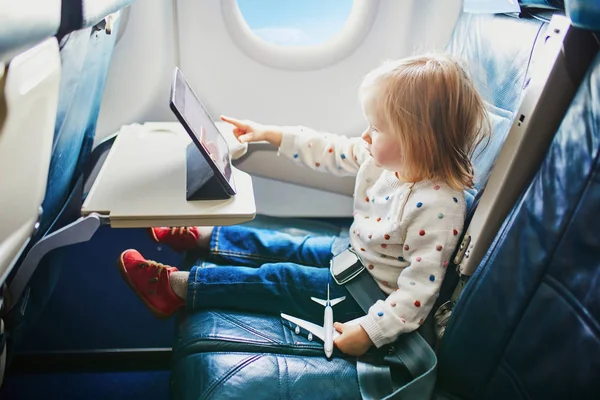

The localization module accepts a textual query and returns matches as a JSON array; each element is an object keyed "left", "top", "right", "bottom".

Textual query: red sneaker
[
  {"left": 148, "top": 227, "right": 200, "bottom": 252},
  {"left": 118, "top": 249, "right": 185, "bottom": 318}
]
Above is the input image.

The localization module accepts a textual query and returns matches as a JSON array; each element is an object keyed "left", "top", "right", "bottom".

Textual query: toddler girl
[{"left": 119, "top": 53, "right": 489, "bottom": 357}]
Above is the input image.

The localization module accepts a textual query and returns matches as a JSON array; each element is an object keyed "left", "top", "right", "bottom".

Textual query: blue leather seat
[
  {"left": 567, "top": 0, "right": 600, "bottom": 30},
  {"left": 5, "top": 0, "right": 136, "bottom": 359},
  {"left": 446, "top": 13, "right": 543, "bottom": 191},
  {"left": 170, "top": 10, "right": 551, "bottom": 399},
  {"left": 436, "top": 43, "right": 600, "bottom": 400}
]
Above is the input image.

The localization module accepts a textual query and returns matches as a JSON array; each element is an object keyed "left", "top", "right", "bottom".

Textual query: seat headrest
[
  {"left": 446, "top": 13, "right": 546, "bottom": 191},
  {"left": 520, "top": 0, "right": 565, "bottom": 10},
  {"left": 58, "top": 0, "right": 136, "bottom": 36},
  {"left": 566, "top": 0, "right": 600, "bottom": 30},
  {"left": 0, "top": 0, "right": 61, "bottom": 63}
]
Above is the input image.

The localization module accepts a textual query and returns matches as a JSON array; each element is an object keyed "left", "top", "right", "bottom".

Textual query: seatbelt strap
[
  {"left": 345, "top": 272, "right": 437, "bottom": 400},
  {"left": 345, "top": 271, "right": 386, "bottom": 312},
  {"left": 356, "top": 361, "right": 395, "bottom": 400}
]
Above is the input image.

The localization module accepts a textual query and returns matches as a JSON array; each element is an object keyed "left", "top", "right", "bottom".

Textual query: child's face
[{"left": 361, "top": 89, "right": 403, "bottom": 172}]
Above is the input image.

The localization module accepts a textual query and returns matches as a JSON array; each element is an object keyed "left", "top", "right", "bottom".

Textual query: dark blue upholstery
[
  {"left": 172, "top": 311, "right": 362, "bottom": 400},
  {"left": 171, "top": 12, "right": 549, "bottom": 400},
  {"left": 566, "top": 0, "right": 600, "bottom": 30},
  {"left": 436, "top": 52, "right": 600, "bottom": 400}
]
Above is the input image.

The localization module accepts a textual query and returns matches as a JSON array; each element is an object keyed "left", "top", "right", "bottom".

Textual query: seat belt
[
  {"left": 433, "top": 15, "right": 599, "bottom": 338},
  {"left": 344, "top": 272, "right": 437, "bottom": 400}
]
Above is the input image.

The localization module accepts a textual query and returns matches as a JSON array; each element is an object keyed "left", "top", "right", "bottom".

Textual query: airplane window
[
  {"left": 236, "top": 0, "right": 354, "bottom": 46},
  {"left": 222, "top": 0, "right": 379, "bottom": 70}
]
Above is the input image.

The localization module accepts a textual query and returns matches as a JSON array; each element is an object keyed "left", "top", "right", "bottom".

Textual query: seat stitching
[
  {"left": 200, "top": 353, "right": 264, "bottom": 399},
  {"left": 490, "top": 361, "right": 530, "bottom": 400},
  {"left": 543, "top": 275, "right": 600, "bottom": 339},
  {"left": 212, "top": 311, "right": 280, "bottom": 343},
  {"left": 276, "top": 353, "right": 282, "bottom": 400}
]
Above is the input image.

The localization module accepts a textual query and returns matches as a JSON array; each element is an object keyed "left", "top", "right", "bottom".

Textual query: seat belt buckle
[
  {"left": 453, "top": 235, "right": 471, "bottom": 266},
  {"left": 433, "top": 300, "right": 454, "bottom": 340},
  {"left": 330, "top": 247, "right": 365, "bottom": 285}
]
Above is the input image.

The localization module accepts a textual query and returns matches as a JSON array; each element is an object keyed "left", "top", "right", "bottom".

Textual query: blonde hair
[{"left": 359, "top": 53, "right": 490, "bottom": 190}]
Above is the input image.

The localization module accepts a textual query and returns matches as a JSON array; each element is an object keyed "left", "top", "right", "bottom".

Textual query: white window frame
[{"left": 221, "top": 0, "right": 380, "bottom": 71}]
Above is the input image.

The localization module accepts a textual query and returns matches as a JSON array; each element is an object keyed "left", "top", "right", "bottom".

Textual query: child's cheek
[{"left": 377, "top": 146, "right": 402, "bottom": 170}]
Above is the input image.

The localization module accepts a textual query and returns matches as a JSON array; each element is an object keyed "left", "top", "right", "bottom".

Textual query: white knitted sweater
[{"left": 278, "top": 126, "right": 466, "bottom": 347}]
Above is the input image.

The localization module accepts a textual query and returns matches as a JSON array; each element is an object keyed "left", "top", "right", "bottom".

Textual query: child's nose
[{"left": 361, "top": 129, "right": 372, "bottom": 144}]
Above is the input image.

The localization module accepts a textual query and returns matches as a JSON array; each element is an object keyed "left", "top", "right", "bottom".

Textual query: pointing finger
[{"left": 220, "top": 115, "right": 244, "bottom": 127}]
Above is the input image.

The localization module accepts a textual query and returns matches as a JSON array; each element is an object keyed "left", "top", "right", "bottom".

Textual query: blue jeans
[{"left": 187, "top": 226, "right": 365, "bottom": 322}]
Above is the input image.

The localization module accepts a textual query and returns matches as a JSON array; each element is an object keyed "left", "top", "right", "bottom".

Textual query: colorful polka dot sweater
[{"left": 278, "top": 126, "right": 466, "bottom": 348}]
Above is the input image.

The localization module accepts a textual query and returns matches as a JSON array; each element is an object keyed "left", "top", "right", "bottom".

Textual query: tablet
[{"left": 169, "top": 67, "right": 236, "bottom": 196}]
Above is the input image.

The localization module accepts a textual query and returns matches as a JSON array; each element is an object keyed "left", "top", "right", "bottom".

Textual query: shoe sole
[
  {"left": 148, "top": 228, "right": 160, "bottom": 243},
  {"left": 117, "top": 250, "right": 175, "bottom": 320}
]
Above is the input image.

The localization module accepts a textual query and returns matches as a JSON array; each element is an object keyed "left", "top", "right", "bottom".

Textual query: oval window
[
  {"left": 222, "top": 0, "right": 380, "bottom": 70},
  {"left": 236, "top": 0, "right": 354, "bottom": 46}
]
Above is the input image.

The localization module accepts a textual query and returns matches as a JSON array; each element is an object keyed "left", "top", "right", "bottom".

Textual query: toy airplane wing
[{"left": 280, "top": 313, "right": 340, "bottom": 342}]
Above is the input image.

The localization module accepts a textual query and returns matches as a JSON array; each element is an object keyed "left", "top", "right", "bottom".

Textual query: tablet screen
[{"left": 171, "top": 68, "right": 235, "bottom": 193}]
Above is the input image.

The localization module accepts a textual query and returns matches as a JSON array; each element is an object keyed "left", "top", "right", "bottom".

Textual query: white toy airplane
[{"left": 281, "top": 284, "right": 346, "bottom": 358}]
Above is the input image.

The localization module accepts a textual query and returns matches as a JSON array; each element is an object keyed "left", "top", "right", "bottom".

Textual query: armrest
[
  {"left": 233, "top": 144, "right": 355, "bottom": 196},
  {"left": 216, "top": 120, "right": 355, "bottom": 196}
]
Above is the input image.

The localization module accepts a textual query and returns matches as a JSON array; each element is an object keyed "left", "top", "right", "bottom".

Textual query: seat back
[
  {"left": 436, "top": 3, "right": 600, "bottom": 398},
  {"left": 446, "top": 12, "right": 546, "bottom": 191},
  {"left": 39, "top": 0, "right": 131, "bottom": 240},
  {"left": 438, "top": 50, "right": 600, "bottom": 400},
  {"left": 0, "top": 0, "right": 61, "bottom": 386},
  {"left": 428, "top": 9, "right": 551, "bottom": 332},
  {"left": 3, "top": 0, "right": 135, "bottom": 358},
  {"left": 0, "top": 2, "right": 61, "bottom": 289},
  {"left": 433, "top": 2, "right": 598, "bottom": 323},
  {"left": 0, "top": 40, "right": 62, "bottom": 287}
]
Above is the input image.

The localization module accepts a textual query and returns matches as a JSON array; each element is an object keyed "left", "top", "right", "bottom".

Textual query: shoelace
[
  {"left": 170, "top": 227, "right": 192, "bottom": 236},
  {"left": 138, "top": 260, "right": 170, "bottom": 278}
]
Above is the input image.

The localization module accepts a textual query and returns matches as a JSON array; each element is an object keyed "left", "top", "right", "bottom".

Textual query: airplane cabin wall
[{"left": 95, "top": 0, "right": 462, "bottom": 217}]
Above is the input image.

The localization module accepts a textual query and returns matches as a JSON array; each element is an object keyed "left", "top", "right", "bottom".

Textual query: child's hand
[
  {"left": 333, "top": 322, "right": 373, "bottom": 356},
  {"left": 220, "top": 115, "right": 282, "bottom": 147}
]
